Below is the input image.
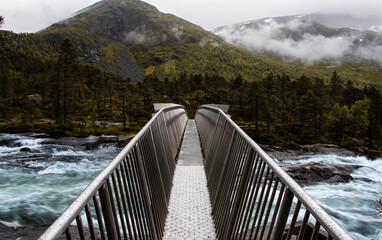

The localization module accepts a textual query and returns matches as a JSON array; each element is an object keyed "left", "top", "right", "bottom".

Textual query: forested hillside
[
  {"left": 0, "top": 35, "right": 381, "bottom": 152},
  {"left": 0, "top": 0, "right": 381, "bottom": 153}
]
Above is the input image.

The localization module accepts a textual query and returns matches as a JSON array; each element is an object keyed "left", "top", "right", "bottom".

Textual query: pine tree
[{"left": 57, "top": 38, "right": 77, "bottom": 123}]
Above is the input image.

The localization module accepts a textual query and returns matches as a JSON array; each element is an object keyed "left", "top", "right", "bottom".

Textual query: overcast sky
[{"left": 1, "top": 0, "right": 382, "bottom": 33}]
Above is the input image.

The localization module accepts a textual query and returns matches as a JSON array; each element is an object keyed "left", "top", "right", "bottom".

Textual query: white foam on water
[{"left": 282, "top": 154, "right": 382, "bottom": 240}]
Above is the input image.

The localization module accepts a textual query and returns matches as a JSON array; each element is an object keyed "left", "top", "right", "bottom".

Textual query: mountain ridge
[
  {"left": 1, "top": 0, "right": 381, "bottom": 87},
  {"left": 213, "top": 13, "right": 382, "bottom": 66}
]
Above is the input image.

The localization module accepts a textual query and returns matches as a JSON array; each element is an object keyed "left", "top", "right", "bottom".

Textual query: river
[
  {"left": 0, "top": 133, "right": 121, "bottom": 227},
  {"left": 0, "top": 133, "right": 381, "bottom": 239}
]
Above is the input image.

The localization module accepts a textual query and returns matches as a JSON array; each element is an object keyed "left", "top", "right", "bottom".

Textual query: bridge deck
[{"left": 163, "top": 120, "right": 216, "bottom": 239}]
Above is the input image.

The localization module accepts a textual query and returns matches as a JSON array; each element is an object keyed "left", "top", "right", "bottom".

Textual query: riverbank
[
  {"left": 0, "top": 120, "right": 143, "bottom": 138},
  {"left": 261, "top": 143, "right": 382, "bottom": 161}
]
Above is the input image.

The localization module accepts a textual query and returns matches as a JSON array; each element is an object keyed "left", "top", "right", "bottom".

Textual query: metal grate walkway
[{"left": 163, "top": 120, "right": 216, "bottom": 239}]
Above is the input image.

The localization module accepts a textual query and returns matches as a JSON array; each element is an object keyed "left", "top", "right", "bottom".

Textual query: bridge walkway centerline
[{"left": 163, "top": 120, "right": 217, "bottom": 239}]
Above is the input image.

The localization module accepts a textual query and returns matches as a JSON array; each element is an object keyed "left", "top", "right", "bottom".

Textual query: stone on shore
[{"left": 282, "top": 162, "right": 360, "bottom": 186}]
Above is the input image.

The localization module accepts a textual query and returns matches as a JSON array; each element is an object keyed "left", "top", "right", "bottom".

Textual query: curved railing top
[
  {"left": 39, "top": 104, "right": 187, "bottom": 240},
  {"left": 196, "top": 104, "right": 353, "bottom": 240}
]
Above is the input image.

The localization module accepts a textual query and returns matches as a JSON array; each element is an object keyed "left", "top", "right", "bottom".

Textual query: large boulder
[
  {"left": 263, "top": 143, "right": 356, "bottom": 161},
  {"left": 282, "top": 162, "right": 360, "bottom": 186},
  {"left": 43, "top": 136, "right": 100, "bottom": 150}
]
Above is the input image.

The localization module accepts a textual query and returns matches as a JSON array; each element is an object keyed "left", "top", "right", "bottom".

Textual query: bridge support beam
[
  {"left": 271, "top": 188, "right": 294, "bottom": 240},
  {"left": 99, "top": 182, "right": 119, "bottom": 240}
]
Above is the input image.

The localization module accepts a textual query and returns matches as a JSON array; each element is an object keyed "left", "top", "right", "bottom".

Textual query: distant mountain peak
[{"left": 213, "top": 14, "right": 382, "bottom": 65}]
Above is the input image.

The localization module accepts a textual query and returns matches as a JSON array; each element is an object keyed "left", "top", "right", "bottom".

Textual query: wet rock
[
  {"left": 99, "top": 135, "right": 118, "bottom": 143},
  {"left": 0, "top": 139, "right": 12, "bottom": 147},
  {"left": 20, "top": 147, "right": 32, "bottom": 152},
  {"left": 283, "top": 221, "right": 328, "bottom": 240},
  {"left": 28, "top": 133, "right": 50, "bottom": 138},
  {"left": 282, "top": 162, "right": 360, "bottom": 186},
  {"left": 43, "top": 136, "right": 100, "bottom": 151},
  {"left": 117, "top": 135, "right": 135, "bottom": 147},
  {"left": 263, "top": 143, "right": 356, "bottom": 161}
]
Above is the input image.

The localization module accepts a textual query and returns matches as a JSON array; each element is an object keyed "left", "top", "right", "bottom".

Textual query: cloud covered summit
[{"left": 213, "top": 15, "right": 382, "bottom": 65}]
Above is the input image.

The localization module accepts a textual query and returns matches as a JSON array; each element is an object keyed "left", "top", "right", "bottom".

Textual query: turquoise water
[
  {"left": 0, "top": 133, "right": 381, "bottom": 239},
  {"left": 0, "top": 133, "right": 120, "bottom": 226},
  {"left": 280, "top": 155, "right": 382, "bottom": 240}
]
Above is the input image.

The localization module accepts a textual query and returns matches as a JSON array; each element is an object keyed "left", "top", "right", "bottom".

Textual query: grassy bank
[{"left": 0, "top": 120, "right": 145, "bottom": 138}]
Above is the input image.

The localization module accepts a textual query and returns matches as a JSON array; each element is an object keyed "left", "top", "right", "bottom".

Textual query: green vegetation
[
  {"left": 4, "top": 0, "right": 379, "bottom": 87},
  {"left": 0, "top": 0, "right": 381, "bottom": 152},
  {"left": 0, "top": 38, "right": 380, "bottom": 151}
]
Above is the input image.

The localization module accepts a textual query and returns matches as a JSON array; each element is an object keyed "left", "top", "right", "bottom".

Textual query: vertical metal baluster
[
  {"left": 75, "top": 214, "right": 85, "bottom": 240},
  {"left": 240, "top": 160, "right": 266, "bottom": 239},
  {"left": 138, "top": 137, "right": 159, "bottom": 238},
  {"left": 135, "top": 144, "right": 159, "bottom": 240},
  {"left": 216, "top": 136, "right": 242, "bottom": 237},
  {"left": 123, "top": 155, "right": 144, "bottom": 238},
  {"left": 225, "top": 148, "right": 255, "bottom": 239},
  {"left": 149, "top": 127, "right": 168, "bottom": 205},
  {"left": 232, "top": 154, "right": 260, "bottom": 239},
  {"left": 252, "top": 170, "right": 274, "bottom": 240},
  {"left": 106, "top": 179, "right": 121, "bottom": 240},
  {"left": 93, "top": 195, "right": 106, "bottom": 240},
  {"left": 85, "top": 203, "right": 96, "bottom": 240},
  {"left": 205, "top": 112, "right": 221, "bottom": 160},
  {"left": 223, "top": 141, "right": 249, "bottom": 238},
  {"left": 248, "top": 166, "right": 271, "bottom": 239},
  {"left": 267, "top": 183, "right": 285, "bottom": 240},
  {"left": 115, "top": 165, "right": 134, "bottom": 240},
  {"left": 221, "top": 140, "right": 247, "bottom": 238},
  {"left": 286, "top": 200, "right": 302, "bottom": 240},
  {"left": 297, "top": 210, "right": 310, "bottom": 240},
  {"left": 156, "top": 115, "right": 173, "bottom": 182},
  {"left": 65, "top": 227, "right": 72, "bottom": 240},
  {"left": 271, "top": 188, "right": 294, "bottom": 240},
  {"left": 213, "top": 135, "right": 239, "bottom": 233},
  {"left": 310, "top": 222, "right": 321, "bottom": 240},
  {"left": 129, "top": 151, "right": 151, "bottom": 238},
  {"left": 259, "top": 175, "right": 279, "bottom": 240},
  {"left": 111, "top": 172, "right": 128, "bottom": 239},
  {"left": 99, "top": 182, "right": 119, "bottom": 240}
]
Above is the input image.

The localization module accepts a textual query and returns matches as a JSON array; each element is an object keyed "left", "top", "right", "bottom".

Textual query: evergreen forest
[{"left": 0, "top": 37, "right": 381, "bottom": 153}]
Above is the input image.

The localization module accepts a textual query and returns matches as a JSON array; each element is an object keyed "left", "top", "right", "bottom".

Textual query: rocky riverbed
[
  {"left": 0, "top": 134, "right": 381, "bottom": 239},
  {"left": 262, "top": 143, "right": 380, "bottom": 186}
]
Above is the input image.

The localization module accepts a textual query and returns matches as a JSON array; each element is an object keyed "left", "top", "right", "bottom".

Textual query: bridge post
[
  {"left": 135, "top": 144, "right": 159, "bottom": 240},
  {"left": 225, "top": 148, "right": 255, "bottom": 239},
  {"left": 271, "top": 188, "right": 294, "bottom": 240},
  {"left": 212, "top": 128, "right": 235, "bottom": 210},
  {"left": 99, "top": 182, "right": 119, "bottom": 240}
]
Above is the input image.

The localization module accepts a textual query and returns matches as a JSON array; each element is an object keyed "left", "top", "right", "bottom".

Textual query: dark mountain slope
[{"left": 1, "top": 0, "right": 381, "bottom": 87}]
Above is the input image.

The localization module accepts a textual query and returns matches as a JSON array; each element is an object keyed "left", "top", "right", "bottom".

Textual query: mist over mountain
[
  {"left": 1, "top": 0, "right": 382, "bottom": 87},
  {"left": 213, "top": 14, "right": 382, "bottom": 65}
]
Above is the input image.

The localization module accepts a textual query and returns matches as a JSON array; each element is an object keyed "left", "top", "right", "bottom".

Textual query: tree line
[{"left": 0, "top": 38, "right": 381, "bottom": 150}]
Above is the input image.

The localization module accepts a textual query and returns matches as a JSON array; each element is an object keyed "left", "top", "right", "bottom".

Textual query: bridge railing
[
  {"left": 39, "top": 105, "right": 188, "bottom": 240},
  {"left": 195, "top": 105, "right": 353, "bottom": 240}
]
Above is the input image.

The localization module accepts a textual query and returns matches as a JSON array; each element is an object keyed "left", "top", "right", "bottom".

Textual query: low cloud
[
  {"left": 123, "top": 26, "right": 158, "bottom": 45},
  {"left": 216, "top": 19, "right": 382, "bottom": 65},
  {"left": 170, "top": 24, "right": 183, "bottom": 40},
  {"left": 123, "top": 24, "right": 184, "bottom": 45}
]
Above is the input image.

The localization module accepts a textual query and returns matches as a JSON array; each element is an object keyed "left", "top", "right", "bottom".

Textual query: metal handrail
[
  {"left": 195, "top": 105, "right": 353, "bottom": 240},
  {"left": 39, "top": 105, "right": 188, "bottom": 240}
]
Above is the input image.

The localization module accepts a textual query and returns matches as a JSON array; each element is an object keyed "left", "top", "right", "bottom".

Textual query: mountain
[
  {"left": 36, "top": 0, "right": 269, "bottom": 82},
  {"left": 213, "top": 14, "right": 382, "bottom": 66},
  {"left": 1, "top": 1, "right": 382, "bottom": 87}
]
